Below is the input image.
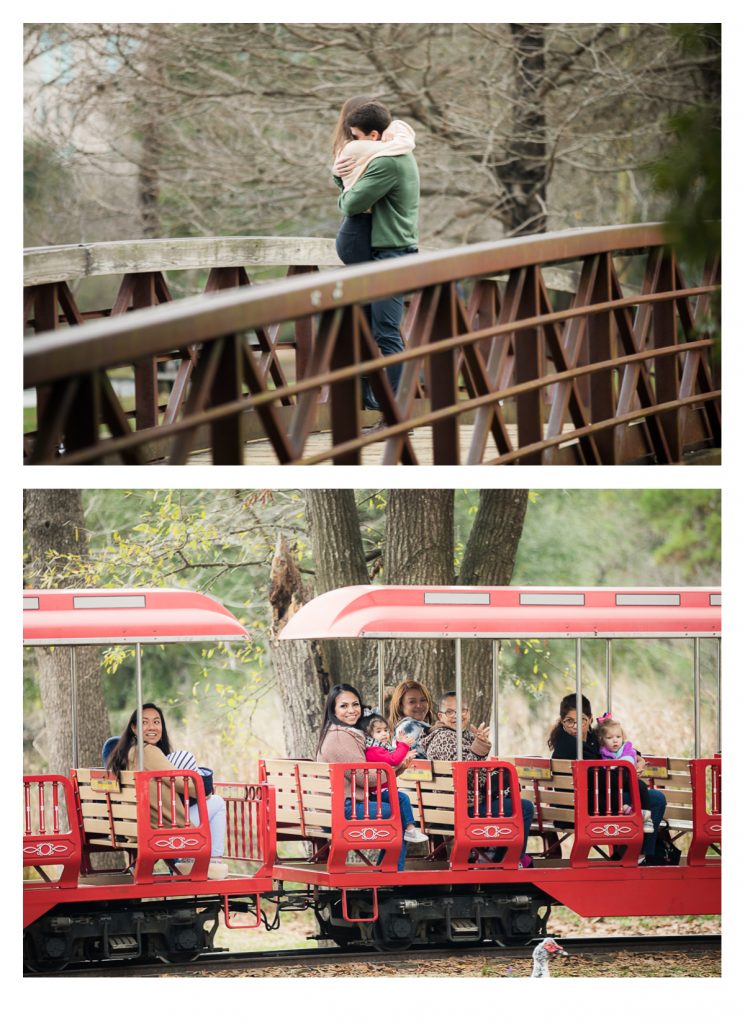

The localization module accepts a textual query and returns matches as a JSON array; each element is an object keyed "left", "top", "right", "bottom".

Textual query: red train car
[
  {"left": 272, "top": 585, "right": 721, "bottom": 948},
  {"left": 23, "top": 589, "right": 275, "bottom": 970}
]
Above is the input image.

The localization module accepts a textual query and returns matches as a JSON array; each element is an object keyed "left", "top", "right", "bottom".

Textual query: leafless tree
[{"left": 24, "top": 23, "right": 719, "bottom": 246}]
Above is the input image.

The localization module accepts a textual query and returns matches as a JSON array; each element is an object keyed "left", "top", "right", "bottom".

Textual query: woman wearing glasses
[{"left": 548, "top": 694, "right": 666, "bottom": 865}]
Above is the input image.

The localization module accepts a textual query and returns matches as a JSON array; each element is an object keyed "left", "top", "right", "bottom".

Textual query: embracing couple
[{"left": 331, "top": 96, "right": 420, "bottom": 418}]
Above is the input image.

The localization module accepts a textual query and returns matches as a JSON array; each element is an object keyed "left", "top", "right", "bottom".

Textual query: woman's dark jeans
[
  {"left": 335, "top": 214, "right": 373, "bottom": 265},
  {"left": 344, "top": 791, "right": 414, "bottom": 870}
]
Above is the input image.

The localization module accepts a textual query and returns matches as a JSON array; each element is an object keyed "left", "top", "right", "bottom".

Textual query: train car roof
[
  {"left": 23, "top": 588, "right": 250, "bottom": 645},
  {"left": 279, "top": 585, "right": 721, "bottom": 640}
]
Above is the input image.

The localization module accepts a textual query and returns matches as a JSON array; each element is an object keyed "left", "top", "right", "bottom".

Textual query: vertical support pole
[
  {"left": 605, "top": 639, "right": 612, "bottom": 714},
  {"left": 513, "top": 266, "right": 544, "bottom": 464},
  {"left": 70, "top": 647, "right": 79, "bottom": 771},
  {"left": 653, "top": 251, "right": 681, "bottom": 462},
  {"left": 716, "top": 638, "right": 721, "bottom": 753},
  {"left": 492, "top": 640, "right": 500, "bottom": 757},
  {"left": 693, "top": 638, "right": 701, "bottom": 758},
  {"left": 455, "top": 637, "right": 463, "bottom": 761},
  {"left": 135, "top": 642, "right": 145, "bottom": 771},
  {"left": 575, "top": 638, "right": 583, "bottom": 761},
  {"left": 377, "top": 639, "right": 385, "bottom": 715}
]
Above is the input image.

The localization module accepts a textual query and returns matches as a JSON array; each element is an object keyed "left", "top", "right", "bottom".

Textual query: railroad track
[{"left": 28, "top": 933, "right": 721, "bottom": 977}]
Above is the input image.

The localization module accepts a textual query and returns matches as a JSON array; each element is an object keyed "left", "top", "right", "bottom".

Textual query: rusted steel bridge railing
[{"left": 23, "top": 225, "right": 720, "bottom": 465}]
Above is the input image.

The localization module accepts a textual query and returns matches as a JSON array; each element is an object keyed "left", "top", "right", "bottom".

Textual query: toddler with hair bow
[{"left": 596, "top": 713, "right": 654, "bottom": 836}]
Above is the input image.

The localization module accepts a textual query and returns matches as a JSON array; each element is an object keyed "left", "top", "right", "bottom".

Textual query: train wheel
[
  {"left": 371, "top": 919, "right": 413, "bottom": 954},
  {"left": 23, "top": 932, "right": 69, "bottom": 973}
]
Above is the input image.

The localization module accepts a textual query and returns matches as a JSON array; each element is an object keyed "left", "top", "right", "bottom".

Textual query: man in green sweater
[{"left": 337, "top": 102, "right": 420, "bottom": 413}]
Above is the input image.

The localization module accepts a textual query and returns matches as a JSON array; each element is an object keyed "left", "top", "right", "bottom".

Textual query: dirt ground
[{"left": 207, "top": 906, "right": 720, "bottom": 978}]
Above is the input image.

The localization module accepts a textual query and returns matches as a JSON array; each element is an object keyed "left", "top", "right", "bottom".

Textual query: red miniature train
[{"left": 23, "top": 585, "right": 721, "bottom": 969}]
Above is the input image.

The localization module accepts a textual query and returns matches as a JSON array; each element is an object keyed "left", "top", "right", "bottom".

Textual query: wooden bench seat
[
  {"left": 72, "top": 767, "right": 212, "bottom": 882},
  {"left": 261, "top": 758, "right": 526, "bottom": 872},
  {"left": 258, "top": 759, "right": 334, "bottom": 840},
  {"left": 259, "top": 758, "right": 405, "bottom": 871},
  {"left": 397, "top": 760, "right": 455, "bottom": 840},
  {"left": 505, "top": 754, "right": 720, "bottom": 866}
]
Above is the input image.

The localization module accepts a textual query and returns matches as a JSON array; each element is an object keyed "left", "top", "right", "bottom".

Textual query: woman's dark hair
[
  {"left": 317, "top": 684, "right": 364, "bottom": 755},
  {"left": 105, "top": 702, "right": 171, "bottom": 778},
  {"left": 547, "top": 693, "right": 593, "bottom": 751}
]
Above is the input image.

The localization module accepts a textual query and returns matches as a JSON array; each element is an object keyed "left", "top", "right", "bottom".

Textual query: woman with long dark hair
[
  {"left": 547, "top": 693, "right": 666, "bottom": 865},
  {"left": 106, "top": 702, "right": 228, "bottom": 879},
  {"left": 317, "top": 684, "right": 425, "bottom": 869}
]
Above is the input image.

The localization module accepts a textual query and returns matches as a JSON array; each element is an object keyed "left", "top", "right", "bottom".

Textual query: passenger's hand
[
  {"left": 402, "top": 732, "right": 416, "bottom": 747},
  {"left": 636, "top": 755, "right": 646, "bottom": 775},
  {"left": 473, "top": 722, "right": 490, "bottom": 745},
  {"left": 402, "top": 752, "right": 415, "bottom": 769}
]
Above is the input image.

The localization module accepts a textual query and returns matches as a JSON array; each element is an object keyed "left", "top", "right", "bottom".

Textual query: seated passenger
[
  {"left": 547, "top": 694, "right": 666, "bottom": 865},
  {"left": 421, "top": 692, "right": 534, "bottom": 865},
  {"left": 105, "top": 701, "right": 228, "bottom": 879},
  {"left": 596, "top": 713, "right": 653, "bottom": 833},
  {"left": 317, "top": 684, "right": 427, "bottom": 869},
  {"left": 362, "top": 713, "right": 428, "bottom": 844},
  {"left": 388, "top": 679, "right": 436, "bottom": 756}
]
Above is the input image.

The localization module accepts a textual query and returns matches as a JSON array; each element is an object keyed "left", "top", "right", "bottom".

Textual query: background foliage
[
  {"left": 23, "top": 488, "right": 720, "bottom": 775},
  {"left": 24, "top": 23, "right": 720, "bottom": 247}
]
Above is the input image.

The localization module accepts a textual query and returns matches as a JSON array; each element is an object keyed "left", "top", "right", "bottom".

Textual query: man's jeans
[
  {"left": 642, "top": 787, "right": 667, "bottom": 856},
  {"left": 364, "top": 245, "right": 418, "bottom": 411},
  {"left": 469, "top": 795, "right": 535, "bottom": 859}
]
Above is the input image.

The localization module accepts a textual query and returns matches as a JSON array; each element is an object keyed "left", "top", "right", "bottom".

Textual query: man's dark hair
[{"left": 345, "top": 100, "right": 392, "bottom": 137}]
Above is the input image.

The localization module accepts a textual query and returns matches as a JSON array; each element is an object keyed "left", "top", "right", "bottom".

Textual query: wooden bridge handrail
[
  {"left": 24, "top": 223, "right": 672, "bottom": 389},
  {"left": 23, "top": 235, "right": 345, "bottom": 286}
]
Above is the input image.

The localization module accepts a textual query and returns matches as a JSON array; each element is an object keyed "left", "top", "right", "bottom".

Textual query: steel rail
[
  {"left": 30, "top": 932, "right": 720, "bottom": 977},
  {"left": 24, "top": 223, "right": 675, "bottom": 387},
  {"left": 46, "top": 336, "right": 714, "bottom": 466}
]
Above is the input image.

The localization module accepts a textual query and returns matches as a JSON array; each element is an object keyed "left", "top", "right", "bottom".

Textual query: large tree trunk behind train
[
  {"left": 305, "top": 490, "right": 377, "bottom": 693},
  {"left": 383, "top": 490, "right": 455, "bottom": 697},
  {"left": 268, "top": 489, "right": 528, "bottom": 759},
  {"left": 24, "top": 489, "right": 111, "bottom": 775},
  {"left": 268, "top": 491, "right": 377, "bottom": 758},
  {"left": 459, "top": 490, "right": 530, "bottom": 728}
]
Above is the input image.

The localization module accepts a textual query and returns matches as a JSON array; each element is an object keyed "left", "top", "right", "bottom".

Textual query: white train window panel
[
  {"left": 424, "top": 592, "right": 491, "bottom": 605},
  {"left": 73, "top": 595, "right": 147, "bottom": 609}
]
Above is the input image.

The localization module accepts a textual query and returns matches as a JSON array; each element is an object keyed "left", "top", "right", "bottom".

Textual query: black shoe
[{"left": 361, "top": 418, "right": 414, "bottom": 437}]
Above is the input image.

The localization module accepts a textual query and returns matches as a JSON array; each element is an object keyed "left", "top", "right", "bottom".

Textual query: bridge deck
[{"left": 187, "top": 423, "right": 575, "bottom": 466}]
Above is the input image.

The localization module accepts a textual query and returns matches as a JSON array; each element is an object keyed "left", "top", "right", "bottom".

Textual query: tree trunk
[
  {"left": 268, "top": 533, "right": 327, "bottom": 759},
  {"left": 383, "top": 490, "right": 455, "bottom": 704},
  {"left": 458, "top": 490, "right": 529, "bottom": 727},
  {"left": 23, "top": 489, "right": 111, "bottom": 775},
  {"left": 305, "top": 490, "right": 376, "bottom": 698},
  {"left": 496, "top": 24, "right": 548, "bottom": 235}
]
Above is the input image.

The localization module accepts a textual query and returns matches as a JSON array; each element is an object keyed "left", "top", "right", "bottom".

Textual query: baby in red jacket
[{"left": 363, "top": 713, "right": 427, "bottom": 843}]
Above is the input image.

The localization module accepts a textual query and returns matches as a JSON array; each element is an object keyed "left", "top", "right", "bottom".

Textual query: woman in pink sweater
[{"left": 317, "top": 685, "right": 427, "bottom": 869}]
